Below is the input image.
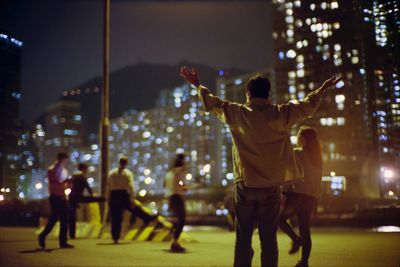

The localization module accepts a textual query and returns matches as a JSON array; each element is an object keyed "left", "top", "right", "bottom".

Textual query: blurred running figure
[
  {"left": 279, "top": 127, "right": 323, "bottom": 267},
  {"left": 68, "top": 163, "right": 93, "bottom": 239},
  {"left": 108, "top": 156, "right": 157, "bottom": 243},
  {"left": 180, "top": 66, "right": 341, "bottom": 267},
  {"left": 39, "top": 152, "right": 74, "bottom": 249},
  {"left": 164, "top": 153, "right": 189, "bottom": 252}
]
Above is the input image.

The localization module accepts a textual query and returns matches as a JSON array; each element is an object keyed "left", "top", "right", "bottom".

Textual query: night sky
[{"left": 0, "top": 0, "right": 272, "bottom": 123}]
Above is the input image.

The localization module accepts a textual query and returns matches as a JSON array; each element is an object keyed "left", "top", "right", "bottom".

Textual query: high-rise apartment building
[
  {"left": 272, "top": 0, "right": 399, "bottom": 199},
  {"left": 108, "top": 83, "right": 218, "bottom": 197},
  {"left": 0, "top": 32, "right": 23, "bottom": 199},
  {"left": 43, "top": 100, "right": 82, "bottom": 169}
]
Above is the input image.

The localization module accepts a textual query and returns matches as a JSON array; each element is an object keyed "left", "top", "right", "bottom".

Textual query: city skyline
[{"left": 0, "top": 0, "right": 272, "bottom": 123}]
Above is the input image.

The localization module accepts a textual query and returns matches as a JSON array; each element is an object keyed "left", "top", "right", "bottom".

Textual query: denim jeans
[{"left": 233, "top": 183, "right": 281, "bottom": 267}]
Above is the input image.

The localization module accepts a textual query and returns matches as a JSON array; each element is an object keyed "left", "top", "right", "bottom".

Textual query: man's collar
[{"left": 246, "top": 97, "right": 269, "bottom": 106}]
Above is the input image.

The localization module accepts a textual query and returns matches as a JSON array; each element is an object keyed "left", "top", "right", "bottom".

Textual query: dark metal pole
[{"left": 100, "top": 0, "right": 110, "bottom": 221}]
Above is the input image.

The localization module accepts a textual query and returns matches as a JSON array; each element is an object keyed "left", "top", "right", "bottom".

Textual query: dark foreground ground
[{"left": 0, "top": 226, "right": 399, "bottom": 267}]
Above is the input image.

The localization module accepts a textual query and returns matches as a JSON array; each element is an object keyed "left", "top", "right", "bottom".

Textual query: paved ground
[{"left": 0, "top": 226, "right": 399, "bottom": 267}]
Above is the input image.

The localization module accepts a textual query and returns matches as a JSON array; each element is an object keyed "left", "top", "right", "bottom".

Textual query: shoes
[
  {"left": 294, "top": 260, "right": 309, "bottom": 267},
  {"left": 170, "top": 242, "right": 186, "bottom": 253},
  {"left": 59, "top": 243, "right": 74, "bottom": 249},
  {"left": 289, "top": 238, "right": 302, "bottom": 254},
  {"left": 113, "top": 239, "right": 119, "bottom": 244},
  {"left": 38, "top": 234, "right": 45, "bottom": 249}
]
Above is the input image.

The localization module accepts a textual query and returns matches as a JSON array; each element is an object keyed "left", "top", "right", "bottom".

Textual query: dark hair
[
  {"left": 57, "top": 152, "right": 69, "bottom": 161},
  {"left": 119, "top": 156, "right": 128, "bottom": 167},
  {"left": 246, "top": 75, "right": 271, "bottom": 99},
  {"left": 172, "top": 153, "right": 186, "bottom": 168},
  {"left": 298, "top": 126, "right": 323, "bottom": 168},
  {"left": 78, "top": 163, "right": 88, "bottom": 171}
]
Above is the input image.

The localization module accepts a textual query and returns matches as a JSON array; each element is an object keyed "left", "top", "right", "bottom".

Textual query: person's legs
[
  {"left": 68, "top": 201, "right": 77, "bottom": 239},
  {"left": 257, "top": 187, "right": 281, "bottom": 267},
  {"left": 39, "top": 195, "right": 60, "bottom": 248},
  {"left": 279, "top": 203, "right": 299, "bottom": 241},
  {"left": 169, "top": 194, "right": 186, "bottom": 251},
  {"left": 296, "top": 198, "right": 316, "bottom": 266},
  {"left": 233, "top": 183, "right": 257, "bottom": 267},
  {"left": 58, "top": 198, "right": 71, "bottom": 247},
  {"left": 172, "top": 195, "right": 186, "bottom": 240},
  {"left": 279, "top": 194, "right": 303, "bottom": 254},
  {"left": 129, "top": 204, "right": 157, "bottom": 224},
  {"left": 109, "top": 191, "right": 124, "bottom": 243}
]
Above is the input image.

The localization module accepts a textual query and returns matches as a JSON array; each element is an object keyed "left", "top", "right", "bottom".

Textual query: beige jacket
[{"left": 197, "top": 85, "right": 325, "bottom": 188}]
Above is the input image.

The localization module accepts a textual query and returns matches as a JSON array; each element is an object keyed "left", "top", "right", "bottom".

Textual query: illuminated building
[
  {"left": 0, "top": 32, "right": 23, "bottom": 199},
  {"left": 43, "top": 101, "right": 83, "bottom": 169},
  {"left": 215, "top": 69, "right": 274, "bottom": 187},
  {"left": 108, "top": 83, "right": 218, "bottom": 197},
  {"left": 272, "top": 0, "right": 399, "bottom": 199}
]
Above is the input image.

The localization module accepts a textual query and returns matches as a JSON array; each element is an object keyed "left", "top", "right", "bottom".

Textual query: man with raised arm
[{"left": 180, "top": 66, "right": 341, "bottom": 267}]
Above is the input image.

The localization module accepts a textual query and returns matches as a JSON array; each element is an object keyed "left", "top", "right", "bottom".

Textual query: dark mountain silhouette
[{"left": 60, "top": 61, "right": 247, "bottom": 143}]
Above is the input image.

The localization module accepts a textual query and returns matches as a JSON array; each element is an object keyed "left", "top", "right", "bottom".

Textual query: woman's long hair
[{"left": 297, "top": 126, "right": 323, "bottom": 168}]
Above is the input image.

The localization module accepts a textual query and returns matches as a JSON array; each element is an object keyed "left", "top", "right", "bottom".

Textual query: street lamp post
[{"left": 100, "top": 0, "right": 110, "bottom": 221}]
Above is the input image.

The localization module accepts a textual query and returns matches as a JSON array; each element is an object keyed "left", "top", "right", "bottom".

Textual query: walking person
[
  {"left": 164, "top": 153, "right": 189, "bottom": 252},
  {"left": 180, "top": 66, "right": 341, "bottom": 267},
  {"left": 38, "top": 152, "right": 74, "bottom": 249},
  {"left": 107, "top": 156, "right": 157, "bottom": 243},
  {"left": 68, "top": 163, "right": 93, "bottom": 239},
  {"left": 279, "top": 127, "right": 323, "bottom": 267}
]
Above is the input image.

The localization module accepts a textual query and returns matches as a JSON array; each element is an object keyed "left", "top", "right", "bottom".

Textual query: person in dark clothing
[
  {"left": 108, "top": 156, "right": 157, "bottom": 243},
  {"left": 279, "top": 127, "right": 323, "bottom": 267},
  {"left": 39, "top": 152, "right": 74, "bottom": 249},
  {"left": 68, "top": 163, "right": 93, "bottom": 239}
]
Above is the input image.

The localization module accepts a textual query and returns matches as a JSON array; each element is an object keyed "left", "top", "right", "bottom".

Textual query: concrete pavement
[{"left": 0, "top": 226, "right": 399, "bottom": 267}]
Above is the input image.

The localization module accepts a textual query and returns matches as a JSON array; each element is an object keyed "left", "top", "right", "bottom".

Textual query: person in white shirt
[
  {"left": 108, "top": 156, "right": 157, "bottom": 243},
  {"left": 164, "top": 153, "right": 190, "bottom": 252}
]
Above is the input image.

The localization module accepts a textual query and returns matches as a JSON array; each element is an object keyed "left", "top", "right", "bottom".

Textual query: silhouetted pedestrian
[
  {"left": 68, "top": 163, "right": 93, "bottom": 239},
  {"left": 38, "top": 152, "right": 74, "bottom": 249}
]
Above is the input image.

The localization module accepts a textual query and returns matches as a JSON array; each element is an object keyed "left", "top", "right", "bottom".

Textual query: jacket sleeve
[
  {"left": 84, "top": 178, "right": 93, "bottom": 196},
  {"left": 280, "top": 87, "right": 325, "bottom": 128},
  {"left": 197, "top": 85, "right": 239, "bottom": 124}
]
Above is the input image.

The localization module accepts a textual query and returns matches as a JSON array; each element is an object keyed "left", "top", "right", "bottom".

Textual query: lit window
[
  {"left": 73, "top": 115, "right": 81, "bottom": 121},
  {"left": 337, "top": 117, "right": 345, "bottom": 125},
  {"left": 286, "top": 49, "right": 296, "bottom": 58},
  {"left": 64, "top": 129, "right": 78, "bottom": 136},
  {"left": 335, "top": 94, "right": 345, "bottom": 103}
]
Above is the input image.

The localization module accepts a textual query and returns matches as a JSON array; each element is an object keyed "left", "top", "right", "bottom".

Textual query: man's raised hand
[
  {"left": 321, "top": 74, "right": 343, "bottom": 90},
  {"left": 180, "top": 66, "right": 200, "bottom": 87}
]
